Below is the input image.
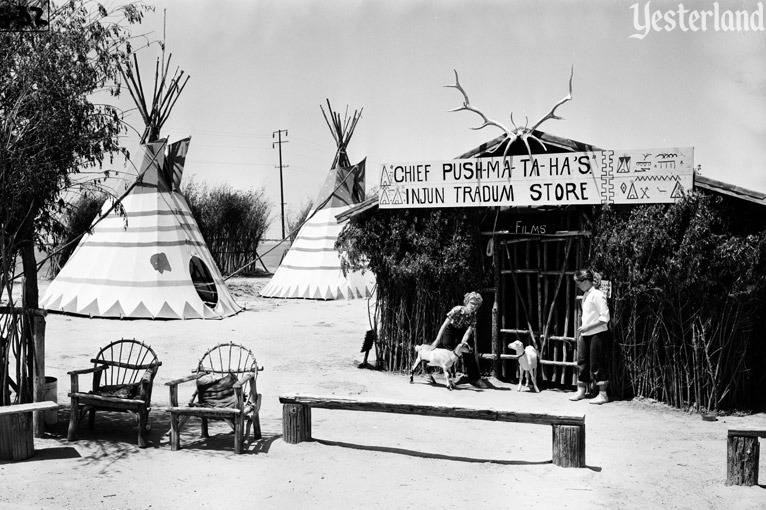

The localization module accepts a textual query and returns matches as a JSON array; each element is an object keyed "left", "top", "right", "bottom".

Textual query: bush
[
  {"left": 337, "top": 207, "right": 488, "bottom": 371},
  {"left": 592, "top": 192, "right": 766, "bottom": 411},
  {"left": 183, "top": 181, "right": 272, "bottom": 276},
  {"left": 47, "top": 192, "right": 107, "bottom": 278}
]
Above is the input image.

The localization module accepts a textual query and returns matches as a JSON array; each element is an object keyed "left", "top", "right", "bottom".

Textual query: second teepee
[{"left": 260, "top": 101, "right": 375, "bottom": 300}]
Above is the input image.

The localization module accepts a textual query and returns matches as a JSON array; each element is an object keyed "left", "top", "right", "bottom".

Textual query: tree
[{"left": 1, "top": 1, "right": 149, "bottom": 408}]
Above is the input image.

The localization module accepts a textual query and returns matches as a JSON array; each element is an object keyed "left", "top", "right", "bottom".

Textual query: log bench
[
  {"left": 726, "top": 429, "right": 766, "bottom": 486},
  {"left": 0, "top": 402, "right": 59, "bottom": 461},
  {"left": 279, "top": 394, "right": 586, "bottom": 468}
]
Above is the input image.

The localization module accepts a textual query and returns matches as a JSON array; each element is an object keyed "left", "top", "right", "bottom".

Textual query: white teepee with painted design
[
  {"left": 41, "top": 139, "right": 242, "bottom": 319},
  {"left": 42, "top": 49, "right": 241, "bottom": 319},
  {"left": 259, "top": 101, "right": 375, "bottom": 300}
]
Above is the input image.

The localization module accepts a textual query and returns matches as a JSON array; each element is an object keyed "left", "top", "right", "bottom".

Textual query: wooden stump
[
  {"left": 282, "top": 403, "right": 311, "bottom": 444},
  {"left": 0, "top": 413, "right": 34, "bottom": 461},
  {"left": 552, "top": 424, "right": 586, "bottom": 468},
  {"left": 727, "top": 435, "right": 760, "bottom": 486}
]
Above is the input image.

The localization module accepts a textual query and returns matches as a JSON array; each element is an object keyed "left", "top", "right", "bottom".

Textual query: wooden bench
[
  {"left": 0, "top": 402, "right": 59, "bottom": 461},
  {"left": 279, "top": 394, "right": 586, "bottom": 468},
  {"left": 726, "top": 429, "right": 766, "bottom": 486}
]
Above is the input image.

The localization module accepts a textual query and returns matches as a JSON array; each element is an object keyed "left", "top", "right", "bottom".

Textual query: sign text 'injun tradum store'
[{"left": 378, "top": 148, "right": 694, "bottom": 209}]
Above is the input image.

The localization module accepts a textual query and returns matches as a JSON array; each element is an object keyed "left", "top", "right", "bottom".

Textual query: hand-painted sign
[{"left": 378, "top": 147, "right": 693, "bottom": 208}]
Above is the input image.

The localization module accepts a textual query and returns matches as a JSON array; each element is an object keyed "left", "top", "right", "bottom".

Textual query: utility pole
[{"left": 272, "top": 129, "right": 289, "bottom": 239}]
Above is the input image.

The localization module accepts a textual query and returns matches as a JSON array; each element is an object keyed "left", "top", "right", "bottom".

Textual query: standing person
[
  {"left": 428, "top": 291, "right": 488, "bottom": 389},
  {"left": 569, "top": 269, "right": 611, "bottom": 404}
]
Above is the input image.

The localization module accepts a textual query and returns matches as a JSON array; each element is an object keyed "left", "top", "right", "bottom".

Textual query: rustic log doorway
[{"left": 482, "top": 211, "right": 591, "bottom": 388}]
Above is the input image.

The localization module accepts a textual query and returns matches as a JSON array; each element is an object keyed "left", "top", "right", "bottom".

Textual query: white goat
[
  {"left": 409, "top": 343, "right": 473, "bottom": 391},
  {"left": 508, "top": 340, "right": 539, "bottom": 392}
]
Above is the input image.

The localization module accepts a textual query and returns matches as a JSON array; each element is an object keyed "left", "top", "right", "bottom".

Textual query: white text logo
[{"left": 630, "top": 1, "right": 765, "bottom": 39}]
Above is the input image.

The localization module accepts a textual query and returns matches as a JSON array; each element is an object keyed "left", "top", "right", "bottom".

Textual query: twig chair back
[
  {"left": 67, "top": 338, "right": 161, "bottom": 448},
  {"left": 166, "top": 342, "right": 263, "bottom": 454}
]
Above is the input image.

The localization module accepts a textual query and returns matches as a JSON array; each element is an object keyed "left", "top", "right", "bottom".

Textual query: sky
[{"left": 103, "top": 0, "right": 766, "bottom": 238}]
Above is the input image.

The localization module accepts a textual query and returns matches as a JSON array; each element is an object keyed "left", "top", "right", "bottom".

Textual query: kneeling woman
[{"left": 429, "top": 291, "right": 487, "bottom": 389}]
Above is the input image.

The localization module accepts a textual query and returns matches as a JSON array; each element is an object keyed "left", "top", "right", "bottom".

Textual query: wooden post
[
  {"left": 67, "top": 372, "right": 79, "bottom": 441},
  {"left": 726, "top": 435, "right": 760, "bottom": 486},
  {"left": 552, "top": 424, "right": 586, "bottom": 468},
  {"left": 492, "top": 235, "right": 502, "bottom": 379},
  {"left": 282, "top": 403, "right": 311, "bottom": 443},
  {"left": 32, "top": 313, "right": 46, "bottom": 437}
]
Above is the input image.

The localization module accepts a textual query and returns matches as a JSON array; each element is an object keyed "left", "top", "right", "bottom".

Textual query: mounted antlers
[{"left": 445, "top": 66, "right": 574, "bottom": 160}]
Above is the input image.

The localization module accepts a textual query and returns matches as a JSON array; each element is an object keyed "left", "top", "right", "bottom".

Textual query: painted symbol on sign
[
  {"left": 620, "top": 183, "right": 627, "bottom": 194},
  {"left": 670, "top": 181, "right": 685, "bottom": 198},
  {"left": 640, "top": 187, "right": 649, "bottom": 199},
  {"left": 656, "top": 152, "right": 677, "bottom": 170},
  {"left": 657, "top": 160, "right": 676, "bottom": 169},
  {"left": 617, "top": 155, "right": 631, "bottom": 173},
  {"left": 380, "top": 189, "right": 391, "bottom": 205},
  {"left": 380, "top": 166, "right": 392, "bottom": 187},
  {"left": 627, "top": 183, "right": 638, "bottom": 199},
  {"left": 636, "top": 153, "right": 651, "bottom": 172},
  {"left": 392, "top": 188, "right": 403, "bottom": 205}
]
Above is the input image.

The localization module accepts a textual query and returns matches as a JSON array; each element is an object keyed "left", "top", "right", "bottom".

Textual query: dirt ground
[{"left": 1, "top": 277, "right": 765, "bottom": 509}]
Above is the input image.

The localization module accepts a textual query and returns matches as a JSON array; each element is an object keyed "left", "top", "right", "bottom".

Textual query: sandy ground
[{"left": 1, "top": 277, "right": 765, "bottom": 510}]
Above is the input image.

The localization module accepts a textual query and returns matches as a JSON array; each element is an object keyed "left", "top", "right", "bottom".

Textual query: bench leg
[
  {"left": 0, "top": 412, "right": 35, "bottom": 461},
  {"left": 552, "top": 424, "right": 586, "bottom": 468},
  {"left": 201, "top": 417, "right": 209, "bottom": 438},
  {"left": 283, "top": 403, "right": 311, "bottom": 444},
  {"left": 727, "top": 435, "right": 760, "bottom": 486}
]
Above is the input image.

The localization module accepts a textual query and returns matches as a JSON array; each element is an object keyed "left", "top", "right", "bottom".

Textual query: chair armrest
[
  {"left": 67, "top": 366, "right": 107, "bottom": 376},
  {"left": 166, "top": 373, "right": 203, "bottom": 407},
  {"left": 233, "top": 372, "right": 254, "bottom": 389},
  {"left": 165, "top": 373, "right": 204, "bottom": 388}
]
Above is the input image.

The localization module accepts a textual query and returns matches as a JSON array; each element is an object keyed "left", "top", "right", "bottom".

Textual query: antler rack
[{"left": 445, "top": 66, "right": 574, "bottom": 160}]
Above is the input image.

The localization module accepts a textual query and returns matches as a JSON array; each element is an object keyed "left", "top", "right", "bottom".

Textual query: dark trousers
[
  {"left": 438, "top": 325, "right": 481, "bottom": 380},
  {"left": 576, "top": 330, "right": 611, "bottom": 384}
]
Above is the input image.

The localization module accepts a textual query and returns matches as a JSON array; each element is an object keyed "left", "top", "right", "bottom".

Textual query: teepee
[
  {"left": 41, "top": 51, "right": 241, "bottom": 319},
  {"left": 259, "top": 101, "right": 375, "bottom": 300}
]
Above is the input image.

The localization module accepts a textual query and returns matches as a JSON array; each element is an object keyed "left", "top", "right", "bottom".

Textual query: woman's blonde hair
[{"left": 463, "top": 291, "right": 483, "bottom": 307}]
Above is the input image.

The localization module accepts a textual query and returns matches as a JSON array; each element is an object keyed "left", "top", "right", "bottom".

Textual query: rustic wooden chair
[
  {"left": 67, "top": 339, "right": 161, "bottom": 448},
  {"left": 166, "top": 342, "right": 263, "bottom": 454}
]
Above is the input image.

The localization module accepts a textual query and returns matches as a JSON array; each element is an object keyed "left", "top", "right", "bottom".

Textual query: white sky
[{"left": 106, "top": 0, "right": 766, "bottom": 238}]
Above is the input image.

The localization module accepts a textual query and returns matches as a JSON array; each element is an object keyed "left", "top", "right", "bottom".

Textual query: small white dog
[
  {"left": 409, "top": 343, "right": 473, "bottom": 391},
  {"left": 508, "top": 340, "right": 539, "bottom": 392}
]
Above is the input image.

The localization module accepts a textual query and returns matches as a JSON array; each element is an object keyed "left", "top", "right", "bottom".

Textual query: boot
[
  {"left": 569, "top": 383, "right": 587, "bottom": 401},
  {"left": 589, "top": 381, "right": 609, "bottom": 404}
]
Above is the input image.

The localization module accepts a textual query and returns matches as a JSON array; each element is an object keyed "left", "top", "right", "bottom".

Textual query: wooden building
[{"left": 340, "top": 130, "right": 766, "bottom": 390}]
